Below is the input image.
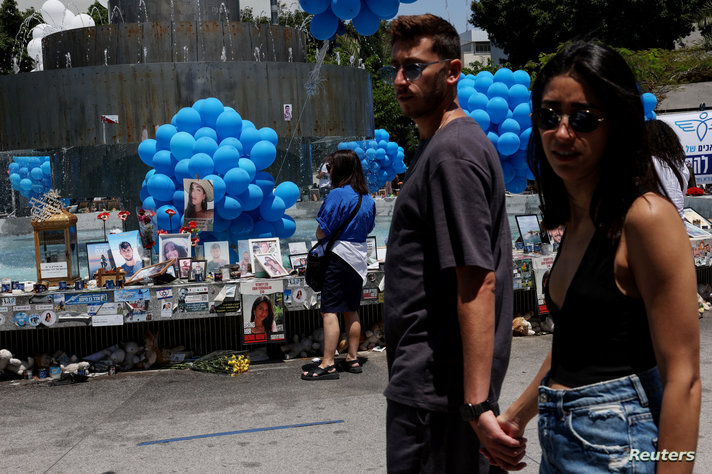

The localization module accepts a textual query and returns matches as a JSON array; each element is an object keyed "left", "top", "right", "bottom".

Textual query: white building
[{"left": 459, "top": 29, "right": 507, "bottom": 68}]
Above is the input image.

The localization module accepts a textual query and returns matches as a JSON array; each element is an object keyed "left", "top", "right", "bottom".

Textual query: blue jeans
[{"left": 538, "top": 367, "right": 662, "bottom": 473}]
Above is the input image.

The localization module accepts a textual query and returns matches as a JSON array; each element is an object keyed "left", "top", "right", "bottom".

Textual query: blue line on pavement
[{"left": 137, "top": 419, "right": 345, "bottom": 446}]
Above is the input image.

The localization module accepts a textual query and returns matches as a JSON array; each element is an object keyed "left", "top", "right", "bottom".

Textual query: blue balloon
[
  {"left": 493, "top": 68, "right": 515, "bottom": 87},
  {"left": 230, "top": 213, "right": 255, "bottom": 235},
  {"left": 252, "top": 219, "right": 276, "bottom": 238},
  {"left": 501, "top": 160, "right": 515, "bottom": 183},
  {"left": 199, "top": 97, "right": 224, "bottom": 129},
  {"left": 18, "top": 167, "right": 28, "bottom": 178},
  {"left": 365, "top": 0, "right": 398, "bottom": 18},
  {"left": 274, "top": 215, "right": 297, "bottom": 238},
  {"left": 641, "top": 93, "right": 657, "bottom": 115},
  {"left": 240, "top": 127, "right": 262, "bottom": 155},
  {"left": 30, "top": 167, "right": 43, "bottom": 181},
  {"left": 203, "top": 174, "right": 226, "bottom": 202},
  {"left": 470, "top": 109, "right": 491, "bottom": 131},
  {"left": 193, "top": 136, "right": 219, "bottom": 157},
  {"left": 299, "top": 0, "right": 330, "bottom": 15},
  {"left": 156, "top": 205, "right": 181, "bottom": 232},
  {"left": 458, "top": 86, "right": 476, "bottom": 109},
  {"left": 212, "top": 214, "right": 230, "bottom": 233},
  {"left": 216, "top": 195, "right": 243, "bottom": 220},
  {"left": 487, "top": 131, "right": 499, "bottom": 147},
  {"left": 152, "top": 149, "right": 174, "bottom": 175},
  {"left": 170, "top": 132, "right": 196, "bottom": 160},
  {"left": 40, "top": 161, "right": 51, "bottom": 176},
  {"left": 512, "top": 102, "right": 532, "bottom": 130},
  {"left": 352, "top": 2, "right": 379, "bottom": 35},
  {"left": 8, "top": 162, "right": 19, "bottom": 174},
  {"left": 213, "top": 145, "right": 240, "bottom": 175},
  {"left": 508, "top": 176, "right": 528, "bottom": 194},
  {"left": 224, "top": 167, "right": 251, "bottom": 196},
  {"left": 174, "top": 107, "right": 203, "bottom": 135},
  {"left": 219, "top": 137, "right": 244, "bottom": 154},
  {"left": 310, "top": 9, "right": 339, "bottom": 40},
  {"left": 138, "top": 139, "right": 157, "bottom": 166},
  {"left": 172, "top": 189, "right": 185, "bottom": 210},
  {"left": 188, "top": 153, "right": 214, "bottom": 178},
  {"left": 9, "top": 173, "right": 20, "bottom": 187},
  {"left": 467, "top": 92, "right": 489, "bottom": 111},
  {"left": 216, "top": 110, "right": 243, "bottom": 142},
  {"left": 519, "top": 128, "right": 532, "bottom": 150},
  {"left": 499, "top": 118, "right": 521, "bottom": 135},
  {"left": 508, "top": 84, "right": 530, "bottom": 107},
  {"left": 512, "top": 150, "right": 529, "bottom": 171},
  {"left": 250, "top": 140, "right": 277, "bottom": 170},
  {"left": 156, "top": 124, "right": 178, "bottom": 151},
  {"left": 238, "top": 158, "right": 257, "bottom": 181},
  {"left": 194, "top": 127, "right": 218, "bottom": 142},
  {"left": 497, "top": 132, "right": 520, "bottom": 156},
  {"left": 174, "top": 159, "right": 193, "bottom": 183},
  {"left": 147, "top": 173, "right": 176, "bottom": 201},
  {"left": 258, "top": 127, "right": 279, "bottom": 146},
  {"left": 486, "top": 97, "right": 509, "bottom": 124},
  {"left": 474, "top": 74, "right": 493, "bottom": 94},
  {"left": 274, "top": 181, "right": 300, "bottom": 208},
  {"left": 487, "top": 82, "right": 509, "bottom": 100},
  {"left": 331, "top": 0, "right": 361, "bottom": 20},
  {"left": 513, "top": 69, "right": 531, "bottom": 87},
  {"left": 238, "top": 184, "right": 264, "bottom": 211}
]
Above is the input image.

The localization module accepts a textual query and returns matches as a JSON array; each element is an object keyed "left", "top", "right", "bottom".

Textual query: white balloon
[
  {"left": 62, "top": 8, "right": 75, "bottom": 28},
  {"left": 40, "top": 0, "right": 67, "bottom": 28},
  {"left": 98, "top": 0, "right": 109, "bottom": 8},
  {"left": 31, "top": 23, "right": 59, "bottom": 40},
  {"left": 66, "top": 13, "right": 95, "bottom": 30},
  {"left": 27, "top": 38, "right": 43, "bottom": 66}
]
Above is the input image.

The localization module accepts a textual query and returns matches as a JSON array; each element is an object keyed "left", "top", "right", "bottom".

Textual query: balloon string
[{"left": 276, "top": 40, "right": 330, "bottom": 181}]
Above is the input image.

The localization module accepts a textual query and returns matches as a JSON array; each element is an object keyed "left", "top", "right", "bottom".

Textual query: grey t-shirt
[{"left": 383, "top": 116, "right": 513, "bottom": 412}]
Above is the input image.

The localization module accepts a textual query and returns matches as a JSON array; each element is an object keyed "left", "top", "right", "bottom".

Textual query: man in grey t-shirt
[{"left": 382, "top": 14, "right": 522, "bottom": 472}]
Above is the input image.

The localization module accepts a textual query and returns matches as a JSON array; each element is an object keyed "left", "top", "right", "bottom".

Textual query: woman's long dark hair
[
  {"left": 328, "top": 150, "right": 369, "bottom": 194},
  {"left": 250, "top": 295, "right": 274, "bottom": 336},
  {"left": 163, "top": 241, "right": 188, "bottom": 258},
  {"left": 185, "top": 182, "right": 207, "bottom": 218},
  {"left": 527, "top": 42, "right": 659, "bottom": 243}
]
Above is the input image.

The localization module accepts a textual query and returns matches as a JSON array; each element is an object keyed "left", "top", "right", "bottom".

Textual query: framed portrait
[
  {"left": 366, "top": 235, "right": 379, "bottom": 270},
  {"left": 289, "top": 253, "right": 308, "bottom": 275},
  {"left": 683, "top": 207, "right": 712, "bottom": 230},
  {"left": 125, "top": 260, "right": 175, "bottom": 285},
  {"left": 283, "top": 103, "right": 293, "bottom": 121},
  {"left": 189, "top": 259, "right": 207, "bottom": 282},
  {"left": 204, "top": 241, "right": 230, "bottom": 275},
  {"left": 107, "top": 230, "right": 144, "bottom": 279},
  {"left": 86, "top": 241, "right": 116, "bottom": 278},
  {"left": 256, "top": 254, "right": 289, "bottom": 278},
  {"left": 546, "top": 225, "right": 565, "bottom": 250},
  {"left": 183, "top": 178, "right": 214, "bottom": 231},
  {"left": 249, "top": 237, "right": 282, "bottom": 277},
  {"left": 515, "top": 214, "right": 542, "bottom": 245},
  {"left": 177, "top": 257, "right": 192, "bottom": 279},
  {"left": 237, "top": 240, "right": 252, "bottom": 274},
  {"left": 159, "top": 233, "right": 191, "bottom": 271},
  {"left": 685, "top": 221, "right": 712, "bottom": 238}
]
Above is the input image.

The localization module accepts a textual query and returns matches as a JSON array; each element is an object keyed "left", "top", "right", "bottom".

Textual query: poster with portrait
[
  {"left": 204, "top": 241, "right": 230, "bottom": 275},
  {"left": 107, "top": 231, "right": 144, "bottom": 279},
  {"left": 256, "top": 254, "right": 289, "bottom": 278},
  {"left": 183, "top": 178, "right": 214, "bottom": 231},
  {"left": 159, "top": 233, "right": 191, "bottom": 272},
  {"left": 283, "top": 103, "right": 293, "bottom": 121},
  {"left": 289, "top": 253, "right": 307, "bottom": 275},
  {"left": 248, "top": 237, "right": 282, "bottom": 278},
  {"left": 366, "top": 235, "right": 379, "bottom": 270},
  {"left": 86, "top": 241, "right": 116, "bottom": 278},
  {"left": 240, "top": 280, "right": 285, "bottom": 344},
  {"left": 236, "top": 240, "right": 252, "bottom": 274},
  {"left": 532, "top": 254, "right": 556, "bottom": 316}
]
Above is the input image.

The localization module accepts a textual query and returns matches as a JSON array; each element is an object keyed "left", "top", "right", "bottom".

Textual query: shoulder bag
[{"left": 305, "top": 194, "right": 363, "bottom": 292}]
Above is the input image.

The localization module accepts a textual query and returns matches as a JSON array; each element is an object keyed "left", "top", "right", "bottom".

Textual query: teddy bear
[{"left": 512, "top": 316, "right": 535, "bottom": 336}]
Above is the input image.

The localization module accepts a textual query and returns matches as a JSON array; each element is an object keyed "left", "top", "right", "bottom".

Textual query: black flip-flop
[
  {"left": 336, "top": 358, "right": 362, "bottom": 374},
  {"left": 301, "top": 365, "right": 339, "bottom": 380}
]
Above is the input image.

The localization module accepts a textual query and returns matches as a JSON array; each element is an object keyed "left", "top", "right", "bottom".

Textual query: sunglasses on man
[
  {"left": 379, "top": 59, "right": 452, "bottom": 84},
  {"left": 532, "top": 107, "right": 605, "bottom": 133}
]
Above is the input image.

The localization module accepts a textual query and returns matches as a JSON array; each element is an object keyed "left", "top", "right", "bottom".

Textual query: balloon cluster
[
  {"left": 457, "top": 69, "right": 534, "bottom": 193},
  {"left": 641, "top": 92, "right": 657, "bottom": 121},
  {"left": 27, "top": 0, "right": 104, "bottom": 71},
  {"left": 300, "top": 0, "right": 416, "bottom": 39},
  {"left": 337, "top": 129, "right": 406, "bottom": 193},
  {"left": 8, "top": 156, "right": 53, "bottom": 198},
  {"left": 138, "top": 97, "right": 299, "bottom": 241}
]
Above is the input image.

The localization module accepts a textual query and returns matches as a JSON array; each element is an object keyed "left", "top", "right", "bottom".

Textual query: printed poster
[{"left": 240, "top": 280, "right": 285, "bottom": 344}]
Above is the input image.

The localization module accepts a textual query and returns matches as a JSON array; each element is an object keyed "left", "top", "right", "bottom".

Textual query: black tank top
[{"left": 546, "top": 227, "right": 657, "bottom": 387}]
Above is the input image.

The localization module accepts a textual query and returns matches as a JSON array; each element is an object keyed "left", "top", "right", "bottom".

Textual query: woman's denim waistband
[{"left": 539, "top": 367, "right": 662, "bottom": 419}]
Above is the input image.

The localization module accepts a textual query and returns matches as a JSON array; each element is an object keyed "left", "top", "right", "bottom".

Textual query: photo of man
[
  {"left": 205, "top": 241, "right": 229, "bottom": 275},
  {"left": 108, "top": 231, "right": 144, "bottom": 279},
  {"left": 283, "top": 104, "right": 292, "bottom": 121},
  {"left": 119, "top": 241, "right": 142, "bottom": 277}
]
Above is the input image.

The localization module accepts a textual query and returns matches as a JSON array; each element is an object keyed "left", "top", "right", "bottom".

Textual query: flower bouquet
[{"left": 171, "top": 350, "right": 250, "bottom": 376}]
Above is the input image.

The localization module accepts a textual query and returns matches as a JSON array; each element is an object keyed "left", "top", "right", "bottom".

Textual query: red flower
[
  {"left": 165, "top": 208, "right": 177, "bottom": 216},
  {"left": 118, "top": 211, "right": 131, "bottom": 221},
  {"left": 179, "top": 226, "right": 190, "bottom": 234},
  {"left": 97, "top": 211, "right": 110, "bottom": 221},
  {"left": 188, "top": 221, "right": 198, "bottom": 229},
  {"left": 157, "top": 229, "right": 168, "bottom": 235},
  {"left": 191, "top": 237, "right": 200, "bottom": 246},
  {"left": 687, "top": 187, "right": 704, "bottom": 196}
]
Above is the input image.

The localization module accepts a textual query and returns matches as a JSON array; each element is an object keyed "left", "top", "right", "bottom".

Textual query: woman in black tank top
[{"left": 482, "top": 43, "right": 700, "bottom": 473}]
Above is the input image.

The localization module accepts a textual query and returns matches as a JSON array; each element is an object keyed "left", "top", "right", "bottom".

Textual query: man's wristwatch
[{"left": 460, "top": 400, "right": 499, "bottom": 422}]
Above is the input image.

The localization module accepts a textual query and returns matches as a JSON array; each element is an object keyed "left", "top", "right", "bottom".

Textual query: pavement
[{"left": 2, "top": 313, "right": 712, "bottom": 473}]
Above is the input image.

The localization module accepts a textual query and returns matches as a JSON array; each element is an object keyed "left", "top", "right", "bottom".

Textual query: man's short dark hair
[
  {"left": 388, "top": 14, "right": 460, "bottom": 60},
  {"left": 119, "top": 241, "right": 132, "bottom": 250}
]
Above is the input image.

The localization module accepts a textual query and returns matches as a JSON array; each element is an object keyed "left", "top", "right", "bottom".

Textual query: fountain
[{"left": 0, "top": 0, "right": 374, "bottom": 217}]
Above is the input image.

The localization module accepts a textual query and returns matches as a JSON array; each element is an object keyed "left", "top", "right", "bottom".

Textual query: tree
[
  {"left": 471, "top": 0, "right": 704, "bottom": 67},
  {"left": 87, "top": 1, "right": 108, "bottom": 25},
  {"left": 0, "top": 0, "right": 24, "bottom": 74}
]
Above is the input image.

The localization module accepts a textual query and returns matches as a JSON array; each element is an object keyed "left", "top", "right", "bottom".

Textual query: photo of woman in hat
[{"left": 184, "top": 179, "right": 214, "bottom": 219}]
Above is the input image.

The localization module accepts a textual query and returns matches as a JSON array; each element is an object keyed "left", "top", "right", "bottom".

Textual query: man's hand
[{"left": 472, "top": 411, "right": 527, "bottom": 471}]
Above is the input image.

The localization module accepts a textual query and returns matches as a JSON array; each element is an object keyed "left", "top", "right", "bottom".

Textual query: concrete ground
[{"left": 2, "top": 314, "right": 711, "bottom": 474}]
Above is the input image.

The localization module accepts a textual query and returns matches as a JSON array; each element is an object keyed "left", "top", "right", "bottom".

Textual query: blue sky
[{"left": 397, "top": 0, "right": 473, "bottom": 34}]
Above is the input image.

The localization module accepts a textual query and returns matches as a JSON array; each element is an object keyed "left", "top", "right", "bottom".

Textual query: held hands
[{"left": 473, "top": 411, "right": 528, "bottom": 471}]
